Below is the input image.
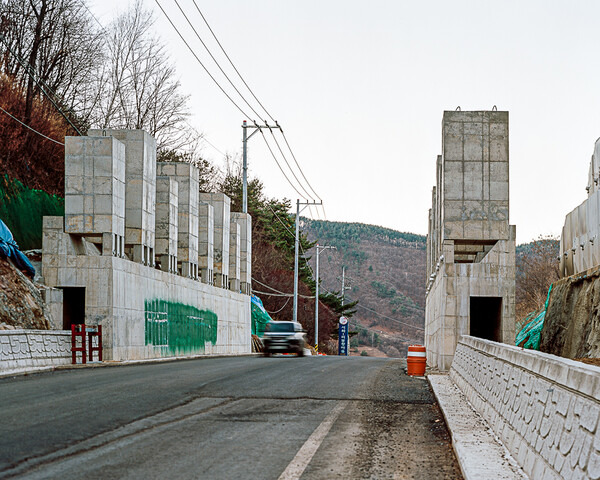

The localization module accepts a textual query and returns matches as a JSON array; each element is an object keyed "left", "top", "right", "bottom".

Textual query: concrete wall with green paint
[
  {"left": 145, "top": 299, "right": 218, "bottom": 354},
  {"left": 0, "top": 175, "right": 64, "bottom": 250}
]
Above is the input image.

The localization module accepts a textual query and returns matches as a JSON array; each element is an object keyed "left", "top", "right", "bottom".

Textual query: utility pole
[
  {"left": 293, "top": 199, "right": 323, "bottom": 324},
  {"left": 314, "top": 243, "right": 335, "bottom": 352},
  {"left": 340, "top": 265, "right": 352, "bottom": 305},
  {"left": 241, "top": 120, "right": 281, "bottom": 213}
]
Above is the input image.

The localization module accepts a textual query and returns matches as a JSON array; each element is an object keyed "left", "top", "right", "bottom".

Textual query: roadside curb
[
  {"left": 0, "top": 353, "right": 262, "bottom": 379},
  {"left": 428, "top": 374, "right": 527, "bottom": 480}
]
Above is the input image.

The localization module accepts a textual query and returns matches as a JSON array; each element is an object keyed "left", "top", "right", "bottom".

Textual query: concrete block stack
[
  {"left": 199, "top": 193, "right": 230, "bottom": 288},
  {"left": 64, "top": 136, "right": 126, "bottom": 256},
  {"left": 198, "top": 202, "right": 214, "bottom": 285},
  {"left": 231, "top": 213, "right": 252, "bottom": 294},
  {"left": 560, "top": 136, "right": 600, "bottom": 276},
  {"left": 229, "top": 221, "right": 241, "bottom": 292},
  {"left": 425, "top": 110, "right": 516, "bottom": 371},
  {"left": 157, "top": 162, "right": 199, "bottom": 279},
  {"left": 155, "top": 176, "right": 179, "bottom": 273},
  {"left": 89, "top": 129, "right": 156, "bottom": 265}
]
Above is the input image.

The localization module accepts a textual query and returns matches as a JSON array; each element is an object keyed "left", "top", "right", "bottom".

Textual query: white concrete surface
[{"left": 429, "top": 374, "right": 526, "bottom": 480}]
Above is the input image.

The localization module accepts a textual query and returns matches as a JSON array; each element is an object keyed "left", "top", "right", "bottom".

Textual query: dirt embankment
[
  {"left": 540, "top": 268, "right": 600, "bottom": 358},
  {"left": 0, "top": 257, "right": 52, "bottom": 330}
]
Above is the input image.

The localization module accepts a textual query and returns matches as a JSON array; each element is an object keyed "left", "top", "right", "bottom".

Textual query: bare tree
[
  {"left": 96, "top": 0, "right": 196, "bottom": 152},
  {"left": 0, "top": 0, "right": 105, "bottom": 127},
  {"left": 516, "top": 236, "right": 560, "bottom": 321}
]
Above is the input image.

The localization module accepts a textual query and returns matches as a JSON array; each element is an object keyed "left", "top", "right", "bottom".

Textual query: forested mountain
[{"left": 302, "top": 219, "right": 427, "bottom": 356}]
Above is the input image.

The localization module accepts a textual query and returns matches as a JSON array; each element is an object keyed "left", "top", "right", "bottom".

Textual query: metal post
[
  {"left": 293, "top": 199, "right": 300, "bottom": 323},
  {"left": 292, "top": 199, "right": 322, "bottom": 325},
  {"left": 341, "top": 265, "right": 346, "bottom": 306},
  {"left": 314, "top": 244, "right": 335, "bottom": 352},
  {"left": 242, "top": 120, "right": 248, "bottom": 214},
  {"left": 315, "top": 244, "right": 319, "bottom": 351}
]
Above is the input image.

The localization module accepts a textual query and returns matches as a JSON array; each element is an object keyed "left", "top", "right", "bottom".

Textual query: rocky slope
[
  {"left": 0, "top": 257, "right": 52, "bottom": 330},
  {"left": 540, "top": 267, "right": 600, "bottom": 358}
]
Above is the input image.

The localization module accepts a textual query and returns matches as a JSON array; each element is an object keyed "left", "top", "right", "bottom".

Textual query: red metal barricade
[
  {"left": 87, "top": 325, "right": 102, "bottom": 362},
  {"left": 71, "top": 324, "right": 86, "bottom": 364},
  {"left": 71, "top": 324, "right": 102, "bottom": 364}
]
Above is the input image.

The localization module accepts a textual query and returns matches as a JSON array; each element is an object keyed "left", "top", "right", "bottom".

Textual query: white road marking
[{"left": 278, "top": 400, "right": 349, "bottom": 480}]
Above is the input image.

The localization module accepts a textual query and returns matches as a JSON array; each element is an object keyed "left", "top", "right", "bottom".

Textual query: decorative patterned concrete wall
[
  {"left": 0, "top": 330, "right": 71, "bottom": 373},
  {"left": 450, "top": 336, "right": 600, "bottom": 480}
]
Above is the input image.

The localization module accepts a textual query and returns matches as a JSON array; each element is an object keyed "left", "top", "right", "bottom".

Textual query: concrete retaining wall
[
  {"left": 450, "top": 336, "right": 600, "bottom": 480},
  {"left": 0, "top": 330, "right": 71, "bottom": 374}
]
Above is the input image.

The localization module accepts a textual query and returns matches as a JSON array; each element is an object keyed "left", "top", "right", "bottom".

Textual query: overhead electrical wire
[
  {"left": 266, "top": 297, "right": 291, "bottom": 315},
  {"left": 259, "top": 129, "right": 308, "bottom": 200},
  {"left": 170, "top": 0, "right": 264, "bottom": 121},
  {"left": 0, "top": 106, "right": 64, "bottom": 145},
  {"left": 356, "top": 303, "right": 425, "bottom": 331},
  {"left": 153, "top": 0, "right": 253, "bottom": 120},
  {"left": 268, "top": 128, "right": 315, "bottom": 201},
  {"left": 0, "top": 33, "right": 83, "bottom": 135},
  {"left": 154, "top": 0, "right": 323, "bottom": 209},
  {"left": 190, "top": 0, "right": 277, "bottom": 124}
]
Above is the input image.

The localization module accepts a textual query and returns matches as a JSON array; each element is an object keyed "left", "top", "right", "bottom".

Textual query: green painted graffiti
[{"left": 144, "top": 299, "right": 218, "bottom": 353}]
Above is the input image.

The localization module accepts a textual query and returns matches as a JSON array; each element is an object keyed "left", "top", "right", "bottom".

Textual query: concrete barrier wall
[
  {"left": 450, "top": 336, "right": 600, "bottom": 480},
  {"left": 0, "top": 330, "right": 71, "bottom": 374}
]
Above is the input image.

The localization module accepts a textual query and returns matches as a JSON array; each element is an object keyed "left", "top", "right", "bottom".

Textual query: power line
[
  {"left": 347, "top": 319, "right": 416, "bottom": 344},
  {"left": 259, "top": 129, "right": 308, "bottom": 200},
  {"left": 0, "top": 106, "right": 64, "bottom": 145},
  {"left": 280, "top": 130, "right": 322, "bottom": 202},
  {"left": 0, "top": 33, "right": 82, "bottom": 135},
  {"left": 191, "top": 0, "right": 277, "bottom": 124},
  {"left": 356, "top": 303, "right": 425, "bottom": 331},
  {"left": 153, "top": 0, "right": 253, "bottom": 120},
  {"left": 153, "top": 2, "right": 323, "bottom": 207},
  {"left": 266, "top": 297, "right": 291, "bottom": 315},
  {"left": 268, "top": 128, "right": 315, "bottom": 201},
  {"left": 171, "top": 0, "right": 264, "bottom": 121}
]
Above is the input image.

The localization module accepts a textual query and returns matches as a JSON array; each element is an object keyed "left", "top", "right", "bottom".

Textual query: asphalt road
[{"left": 0, "top": 356, "right": 462, "bottom": 479}]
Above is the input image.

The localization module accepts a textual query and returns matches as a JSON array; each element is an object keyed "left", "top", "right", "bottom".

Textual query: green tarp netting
[
  {"left": 0, "top": 175, "right": 64, "bottom": 250},
  {"left": 251, "top": 295, "right": 272, "bottom": 337},
  {"left": 515, "top": 284, "right": 553, "bottom": 350}
]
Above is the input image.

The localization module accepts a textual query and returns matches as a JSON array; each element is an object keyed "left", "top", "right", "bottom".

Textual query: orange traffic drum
[{"left": 407, "top": 345, "right": 426, "bottom": 376}]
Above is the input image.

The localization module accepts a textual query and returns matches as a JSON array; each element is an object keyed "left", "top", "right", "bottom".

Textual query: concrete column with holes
[
  {"left": 231, "top": 212, "right": 252, "bottom": 294},
  {"left": 88, "top": 129, "right": 156, "bottom": 266},
  {"left": 64, "top": 135, "right": 126, "bottom": 257},
  {"left": 198, "top": 202, "right": 214, "bottom": 285},
  {"left": 425, "top": 110, "right": 516, "bottom": 371},
  {"left": 155, "top": 176, "right": 178, "bottom": 273},
  {"left": 157, "top": 162, "right": 199, "bottom": 279},
  {"left": 199, "top": 193, "right": 230, "bottom": 288}
]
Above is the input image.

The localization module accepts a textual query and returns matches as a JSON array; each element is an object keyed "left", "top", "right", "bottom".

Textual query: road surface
[{"left": 0, "top": 356, "right": 462, "bottom": 479}]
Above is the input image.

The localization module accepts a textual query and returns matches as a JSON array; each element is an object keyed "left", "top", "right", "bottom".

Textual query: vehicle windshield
[{"left": 267, "top": 323, "right": 294, "bottom": 333}]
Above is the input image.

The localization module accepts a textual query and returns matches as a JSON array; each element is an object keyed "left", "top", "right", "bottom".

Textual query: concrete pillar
[
  {"left": 64, "top": 136, "right": 126, "bottom": 255},
  {"left": 199, "top": 193, "right": 230, "bottom": 288},
  {"left": 231, "top": 212, "right": 252, "bottom": 294},
  {"left": 198, "top": 202, "right": 214, "bottom": 285},
  {"left": 88, "top": 129, "right": 157, "bottom": 266},
  {"left": 155, "top": 176, "right": 179, "bottom": 273},
  {"left": 157, "top": 162, "right": 199, "bottom": 279},
  {"left": 229, "top": 221, "right": 241, "bottom": 292}
]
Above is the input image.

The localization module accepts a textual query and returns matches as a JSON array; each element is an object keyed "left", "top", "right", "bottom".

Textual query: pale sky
[{"left": 89, "top": 0, "right": 600, "bottom": 244}]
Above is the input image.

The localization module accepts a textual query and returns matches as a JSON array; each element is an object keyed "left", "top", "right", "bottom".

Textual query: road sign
[{"left": 338, "top": 316, "right": 349, "bottom": 356}]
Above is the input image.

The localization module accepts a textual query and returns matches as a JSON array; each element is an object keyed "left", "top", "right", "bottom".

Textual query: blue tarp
[
  {"left": 0, "top": 218, "right": 35, "bottom": 278},
  {"left": 251, "top": 295, "right": 272, "bottom": 337}
]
